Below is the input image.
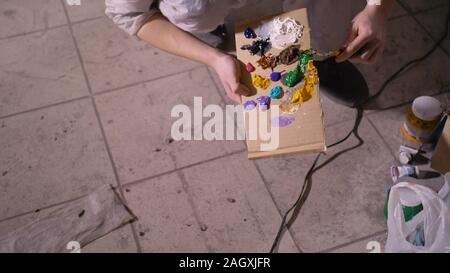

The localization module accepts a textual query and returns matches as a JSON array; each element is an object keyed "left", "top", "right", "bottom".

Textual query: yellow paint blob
[
  {"left": 291, "top": 60, "right": 318, "bottom": 104},
  {"left": 252, "top": 74, "right": 271, "bottom": 90}
]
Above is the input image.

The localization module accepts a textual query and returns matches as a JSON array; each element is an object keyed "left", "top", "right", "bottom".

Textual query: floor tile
[
  {"left": 207, "top": 67, "right": 234, "bottom": 106},
  {"left": 255, "top": 118, "right": 393, "bottom": 252},
  {"left": 0, "top": 201, "right": 136, "bottom": 253},
  {"left": 227, "top": 0, "right": 284, "bottom": 24},
  {"left": 366, "top": 104, "right": 411, "bottom": 155},
  {"left": 123, "top": 173, "right": 210, "bottom": 252},
  {"left": 0, "top": 0, "right": 66, "bottom": 38},
  {"left": 366, "top": 92, "right": 450, "bottom": 155},
  {"left": 414, "top": 6, "right": 450, "bottom": 56},
  {"left": 82, "top": 225, "right": 138, "bottom": 253},
  {"left": 357, "top": 15, "right": 450, "bottom": 110},
  {"left": 0, "top": 99, "right": 115, "bottom": 219},
  {"left": 95, "top": 67, "right": 245, "bottom": 184},
  {"left": 329, "top": 231, "right": 387, "bottom": 253},
  {"left": 321, "top": 95, "right": 357, "bottom": 127},
  {"left": 0, "top": 208, "right": 47, "bottom": 236},
  {"left": 72, "top": 17, "right": 201, "bottom": 93},
  {"left": 349, "top": 0, "right": 408, "bottom": 20},
  {"left": 400, "top": 0, "right": 450, "bottom": 13},
  {"left": 65, "top": 0, "right": 106, "bottom": 23},
  {"left": 181, "top": 153, "right": 299, "bottom": 252},
  {"left": 389, "top": 1, "right": 409, "bottom": 18},
  {"left": 0, "top": 27, "right": 89, "bottom": 117}
]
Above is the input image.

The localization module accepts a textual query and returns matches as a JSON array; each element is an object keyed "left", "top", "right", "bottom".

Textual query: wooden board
[
  {"left": 431, "top": 118, "right": 450, "bottom": 174},
  {"left": 235, "top": 8, "right": 326, "bottom": 159}
]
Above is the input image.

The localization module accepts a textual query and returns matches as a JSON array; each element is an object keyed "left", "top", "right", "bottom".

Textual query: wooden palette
[{"left": 235, "top": 8, "right": 326, "bottom": 159}]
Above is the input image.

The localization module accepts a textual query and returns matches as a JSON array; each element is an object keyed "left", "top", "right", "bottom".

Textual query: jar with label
[{"left": 403, "top": 96, "right": 443, "bottom": 145}]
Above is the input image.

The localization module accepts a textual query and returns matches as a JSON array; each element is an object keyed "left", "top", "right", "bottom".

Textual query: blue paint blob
[
  {"left": 269, "top": 86, "right": 284, "bottom": 99},
  {"left": 256, "top": 96, "right": 271, "bottom": 111},
  {"left": 243, "top": 100, "right": 257, "bottom": 110},
  {"left": 270, "top": 72, "right": 282, "bottom": 82},
  {"left": 244, "top": 27, "right": 257, "bottom": 39}
]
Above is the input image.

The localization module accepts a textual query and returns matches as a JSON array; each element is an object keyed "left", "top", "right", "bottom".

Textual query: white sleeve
[{"left": 105, "top": 0, "right": 158, "bottom": 36}]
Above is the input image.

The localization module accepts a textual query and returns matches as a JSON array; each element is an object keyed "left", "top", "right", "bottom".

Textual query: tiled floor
[{"left": 0, "top": 0, "right": 449, "bottom": 253}]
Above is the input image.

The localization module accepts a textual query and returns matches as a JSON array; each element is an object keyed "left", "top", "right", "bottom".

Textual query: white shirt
[
  {"left": 105, "top": 0, "right": 247, "bottom": 35},
  {"left": 105, "top": 0, "right": 356, "bottom": 52}
]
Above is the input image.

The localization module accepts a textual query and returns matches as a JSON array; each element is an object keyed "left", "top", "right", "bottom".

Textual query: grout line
[
  {"left": 122, "top": 148, "right": 247, "bottom": 188},
  {"left": 397, "top": 0, "right": 450, "bottom": 57},
  {"left": 398, "top": 0, "right": 450, "bottom": 14},
  {"left": 205, "top": 66, "right": 228, "bottom": 105},
  {"left": 0, "top": 67, "right": 204, "bottom": 122},
  {"left": 388, "top": 3, "right": 448, "bottom": 21},
  {"left": 175, "top": 169, "right": 215, "bottom": 253},
  {"left": 366, "top": 117, "right": 398, "bottom": 160},
  {"left": 60, "top": 0, "right": 142, "bottom": 252},
  {"left": 0, "top": 24, "right": 67, "bottom": 41},
  {"left": 129, "top": 222, "right": 143, "bottom": 253},
  {"left": 0, "top": 14, "right": 106, "bottom": 42},
  {"left": 364, "top": 87, "right": 450, "bottom": 118},
  {"left": 324, "top": 114, "right": 357, "bottom": 129},
  {"left": 93, "top": 65, "right": 204, "bottom": 97},
  {"left": 0, "top": 95, "right": 90, "bottom": 121},
  {"left": 0, "top": 195, "right": 85, "bottom": 224},
  {"left": 364, "top": 88, "right": 450, "bottom": 162},
  {"left": 318, "top": 229, "right": 387, "bottom": 253},
  {"left": 0, "top": 189, "right": 141, "bottom": 252},
  {"left": 0, "top": 11, "right": 201, "bottom": 122},
  {"left": 388, "top": 2, "right": 450, "bottom": 21},
  {"left": 60, "top": 0, "right": 121, "bottom": 188},
  {"left": 69, "top": 15, "right": 107, "bottom": 26},
  {"left": 388, "top": 14, "right": 409, "bottom": 21},
  {"left": 252, "top": 161, "right": 304, "bottom": 253}
]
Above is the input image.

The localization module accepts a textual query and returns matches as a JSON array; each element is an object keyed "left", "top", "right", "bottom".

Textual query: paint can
[{"left": 403, "top": 96, "right": 443, "bottom": 144}]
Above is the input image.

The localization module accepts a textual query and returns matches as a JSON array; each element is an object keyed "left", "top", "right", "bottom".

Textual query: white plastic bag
[
  {"left": 440, "top": 173, "right": 450, "bottom": 208},
  {"left": 385, "top": 181, "right": 450, "bottom": 253}
]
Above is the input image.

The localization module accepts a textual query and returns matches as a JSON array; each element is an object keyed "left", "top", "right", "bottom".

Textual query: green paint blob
[
  {"left": 299, "top": 52, "right": 314, "bottom": 74},
  {"left": 284, "top": 49, "right": 315, "bottom": 88},
  {"left": 284, "top": 66, "right": 303, "bottom": 87}
]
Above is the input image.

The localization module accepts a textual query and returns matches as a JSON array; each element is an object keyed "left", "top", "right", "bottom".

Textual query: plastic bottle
[{"left": 403, "top": 96, "right": 443, "bottom": 144}]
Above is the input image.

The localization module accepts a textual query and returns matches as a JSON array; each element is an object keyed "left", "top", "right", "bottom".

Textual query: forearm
[{"left": 137, "top": 13, "right": 224, "bottom": 68}]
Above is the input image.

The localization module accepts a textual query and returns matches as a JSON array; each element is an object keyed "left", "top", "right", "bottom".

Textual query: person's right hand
[{"left": 212, "top": 53, "right": 250, "bottom": 103}]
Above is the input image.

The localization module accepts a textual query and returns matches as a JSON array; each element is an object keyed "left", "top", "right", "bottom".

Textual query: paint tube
[
  {"left": 391, "top": 165, "right": 420, "bottom": 183},
  {"left": 397, "top": 145, "right": 419, "bottom": 165}
]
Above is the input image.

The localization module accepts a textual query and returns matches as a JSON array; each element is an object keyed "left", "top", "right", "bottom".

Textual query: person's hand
[
  {"left": 211, "top": 53, "right": 250, "bottom": 103},
  {"left": 336, "top": 5, "right": 389, "bottom": 64}
]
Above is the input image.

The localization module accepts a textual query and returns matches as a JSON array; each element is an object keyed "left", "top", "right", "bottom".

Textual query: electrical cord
[{"left": 269, "top": 6, "right": 450, "bottom": 253}]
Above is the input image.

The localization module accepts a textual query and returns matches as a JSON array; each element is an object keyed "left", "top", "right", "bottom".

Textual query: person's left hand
[{"left": 336, "top": 5, "right": 389, "bottom": 64}]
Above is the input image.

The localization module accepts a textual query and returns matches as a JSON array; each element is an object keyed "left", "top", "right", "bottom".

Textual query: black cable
[
  {"left": 363, "top": 6, "right": 450, "bottom": 108},
  {"left": 269, "top": 6, "right": 450, "bottom": 253},
  {"left": 269, "top": 108, "right": 363, "bottom": 253},
  {"left": 269, "top": 152, "right": 321, "bottom": 253}
]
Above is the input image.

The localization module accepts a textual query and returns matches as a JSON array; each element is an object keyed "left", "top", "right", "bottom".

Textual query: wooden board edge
[{"left": 247, "top": 142, "right": 327, "bottom": 160}]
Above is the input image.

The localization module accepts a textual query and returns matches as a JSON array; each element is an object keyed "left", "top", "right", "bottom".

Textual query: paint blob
[{"left": 272, "top": 116, "right": 295, "bottom": 127}]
